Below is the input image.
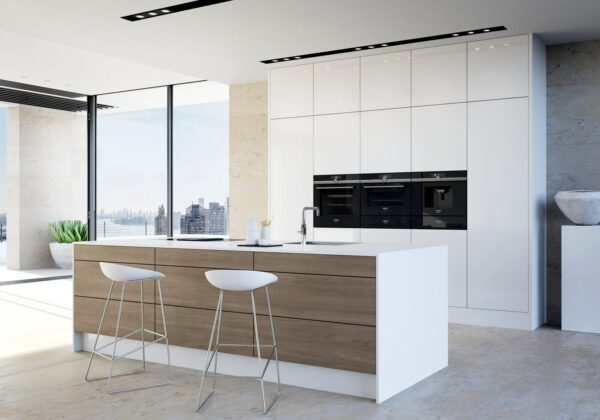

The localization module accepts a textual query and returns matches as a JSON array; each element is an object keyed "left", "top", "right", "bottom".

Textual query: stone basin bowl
[{"left": 555, "top": 190, "right": 600, "bottom": 225}]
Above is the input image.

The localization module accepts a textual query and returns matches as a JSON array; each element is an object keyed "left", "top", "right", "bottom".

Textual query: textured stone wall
[
  {"left": 228, "top": 82, "right": 268, "bottom": 239},
  {"left": 547, "top": 40, "right": 600, "bottom": 324},
  {"left": 6, "top": 105, "right": 87, "bottom": 269}
]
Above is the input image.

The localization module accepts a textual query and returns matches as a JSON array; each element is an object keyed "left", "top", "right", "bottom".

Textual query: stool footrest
[{"left": 86, "top": 368, "right": 145, "bottom": 382}]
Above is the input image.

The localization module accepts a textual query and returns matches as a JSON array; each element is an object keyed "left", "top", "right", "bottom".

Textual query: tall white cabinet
[{"left": 268, "top": 34, "right": 546, "bottom": 330}]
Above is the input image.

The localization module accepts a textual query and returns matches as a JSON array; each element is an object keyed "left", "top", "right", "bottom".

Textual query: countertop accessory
[
  {"left": 260, "top": 219, "right": 272, "bottom": 245},
  {"left": 85, "top": 262, "right": 173, "bottom": 393},
  {"left": 246, "top": 218, "right": 259, "bottom": 245},
  {"left": 555, "top": 190, "right": 600, "bottom": 225},
  {"left": 237, "top": 243, "right": 283, "bottom": 248},
  {"left": 197, "top": 270, "right": 281, "bottom": 414}
]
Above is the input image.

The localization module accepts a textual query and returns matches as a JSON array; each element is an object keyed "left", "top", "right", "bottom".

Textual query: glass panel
[
  {"left": 96, "top": 88, "right": 167, "bottom": 239},
  {"left": 0, "top": 107, "right": 6, "bottom": 260},
  {"left": 173, "top": 82, "right": 229, "bottom": 237}
]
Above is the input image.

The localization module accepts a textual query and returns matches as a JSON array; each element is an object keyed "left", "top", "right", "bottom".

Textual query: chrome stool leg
[
  {"left": 107, "top": 283, "right": 127, "bottom": 393},
  {"left": 85, "top": 277, "right": 173, "bottom": 393},
  {"left": 85, "top": 281, "right": 115, "bottom": 381},
  {"left": 265, "top": 286, "right": 282, "bottom": 395},
  {"left": 157, "top": 279, "right": 173, "bottom": 383},
  {"left": 196, "top": 290, "right": 223, "bottom": 411}
]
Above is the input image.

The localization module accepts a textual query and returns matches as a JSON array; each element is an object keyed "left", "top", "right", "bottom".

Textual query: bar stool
[
  {"left": 196, "top": 270, "right": 281, "bottom": 414},
  {"left": 85, "top": 262, "right": 173, "bottom": 394}
]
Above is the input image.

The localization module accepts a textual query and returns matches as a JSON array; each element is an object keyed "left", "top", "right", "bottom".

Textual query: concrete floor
[
  {"left": 1, "top": 280, "right": 600, "bottom": 419},
  {"left": 0, "top": 265, "right": 71, "bottom": 284}
]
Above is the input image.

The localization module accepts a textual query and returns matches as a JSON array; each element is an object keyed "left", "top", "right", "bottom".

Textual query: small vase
[{"left": 260, "top": 226, "right": 271, "bottom": 245}]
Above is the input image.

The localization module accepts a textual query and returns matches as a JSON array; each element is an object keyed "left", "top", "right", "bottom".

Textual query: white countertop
[{"left": 77, "top": 238, "right": 443, "bottom": 257}]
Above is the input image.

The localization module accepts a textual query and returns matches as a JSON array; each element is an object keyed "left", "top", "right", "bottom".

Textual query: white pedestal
[{"left": 562, "top": 225, "right": 600, "bottom": 333}]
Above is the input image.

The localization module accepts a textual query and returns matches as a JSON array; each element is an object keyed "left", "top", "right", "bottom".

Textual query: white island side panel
[{"left": 376, "top": 245, "right": 448, "bottom": 403}]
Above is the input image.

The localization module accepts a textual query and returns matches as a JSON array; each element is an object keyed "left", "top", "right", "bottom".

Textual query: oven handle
[
  {"left": 363, "top": 185, "right": 405, "bottom": 189},
  {"left": 315, "top": 186, "right": 355, "bottom": 190}
]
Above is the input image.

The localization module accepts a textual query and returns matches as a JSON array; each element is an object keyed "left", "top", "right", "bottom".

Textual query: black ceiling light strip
[
  {"left": 0, "top": 87, "right": 112, "bottom": 113},
  {"left": 121, "top": 0, "right": 232, "bottom": 21},
  {"left": 261, "top": 26, "right": 507, "bottom": 64},
  {"left": 0, "top": 79, "right": 85, "bottom": 99}
]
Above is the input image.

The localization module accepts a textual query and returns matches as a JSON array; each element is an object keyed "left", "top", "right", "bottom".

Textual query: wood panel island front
[{"left": 73, "top": 239, "right": 448, "bottom": 402}]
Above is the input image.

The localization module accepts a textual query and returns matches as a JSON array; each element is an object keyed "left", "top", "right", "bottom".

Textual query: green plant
[{"left": 49, "top": 220, "right": 88, "bottom": 243}]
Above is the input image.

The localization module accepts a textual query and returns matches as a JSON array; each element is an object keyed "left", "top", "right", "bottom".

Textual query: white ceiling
[{"left": 0, "top": 0, "right": 600, "bottom": 94}]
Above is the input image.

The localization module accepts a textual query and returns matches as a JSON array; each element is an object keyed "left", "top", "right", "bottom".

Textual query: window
[
  {"left": 96, "top": 88, "right": 167, "bottom": 239},
  {"left": 173, "top": 82, "right": 229, "bottom": 236}
]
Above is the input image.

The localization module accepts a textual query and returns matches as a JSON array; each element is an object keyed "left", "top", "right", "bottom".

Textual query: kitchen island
[{"left": 73, "top": 239, "right": 447, "bottom": 403}]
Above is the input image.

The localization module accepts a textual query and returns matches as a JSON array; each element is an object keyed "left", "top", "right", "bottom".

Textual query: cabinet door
[
  {"left": 412, "top": 43, "right": 467, "bottom": 106},
  {"left": 314, "top": 228, "right": 361, "bottom": 243},
  {"left": 468, "top": 35, "right": 529, "bottom": 101},
  {"left": 270, "top": 64, "right": 313, "bottom": 118},
  {"left": 412, "top": 229, "right": 467, "bottom": 308},
  {"left": 467, "top": 98, "right": 529, "bottom": 312},
  {"left": 361, "top": 108, "right": 411, "bottom": 173},
  {"left": 270, "top": 117, "right": 313, "bottom": 241},
  {"left": 361, "top": 229, "right": 411, "bottom": 245},
  {"left": 412, "top": 103, "right": 467, "bottom": 171},
  {"left": 361, "top": 51, "right": 411, "bottom": 111},
  {"left": 314, "top": 58, "right": 359, "bottom": 114},
  {"left": 314, "top": 113, "right": 360, "bottom": 175}
]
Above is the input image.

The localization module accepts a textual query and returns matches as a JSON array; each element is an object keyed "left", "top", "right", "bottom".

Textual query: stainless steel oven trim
[
  {"left": 363, "top": 185, "right": 406, "bottom": 189},
  {"left": 313, "top": 180, "right": 359, "bottom": 185},
  {"left": 315, "top": 186, "right": 355, "bottom": 190},
  {"left": 412, "top": 177, "right": 467, "bottom": 182},
  {"left": 359, "top": 178, "right": 411, "bottom": 183}
]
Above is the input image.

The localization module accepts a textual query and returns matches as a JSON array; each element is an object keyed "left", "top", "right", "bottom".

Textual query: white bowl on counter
[{"left": 555, "top": 190, "right": 600, "bottom": 225}]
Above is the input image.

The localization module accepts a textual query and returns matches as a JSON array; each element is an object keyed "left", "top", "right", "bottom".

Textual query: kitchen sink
[{"left": 284, "top": 241, "right": 355, "bottom": 245}]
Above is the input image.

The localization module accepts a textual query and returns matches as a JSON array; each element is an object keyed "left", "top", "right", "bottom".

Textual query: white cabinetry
[
  {"left": 468, "top": 35, "right": 529, "bottom": 101},
  {"left": 314, "top": 58, "right": 359, "bottom": 114},
  {"left": 361, "top": 109, "right": 411, "bottom": 173},
  {"left": 412, "top": 229, "right": 467, "bottom": 308},
  {"left": 361, "top": 229, "right": 411, "bottom": 245},
  {"left": 361, "top": 51, "right": 411, "bottom": 110},
  {"left": 270, "top": 117, "right": 314, "bottom": 241},
  {"left": 467, "top": 98, "right": 529, "bottom": 312},
  {"left": 412, "top": 103, "right": 467, "bottom": 171},
  {"left": 314, "top": 113, "right": 360, "bottom": 175},
  {"left": 270, "top": 64, "right": 313, "bottom": 118},
  {"left": 412, "top": 43, "right": 467, "bottom": 106}
]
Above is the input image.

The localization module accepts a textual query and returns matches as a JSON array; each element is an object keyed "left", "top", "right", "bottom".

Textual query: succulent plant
[{"left": 49, "top": 220, "right": 88, "bottom": 243}]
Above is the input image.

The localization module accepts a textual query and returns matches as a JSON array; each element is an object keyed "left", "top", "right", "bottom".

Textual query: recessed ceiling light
[
  {"left": 294, "top": 56, "right": 301, "bottom": 59},
  {"left": 122, "top": 2, "right": 231, "bottom": 21},
  {"left": 489, "top": 45, "right": 495, "bottom": 48},
  {"left": 283, "top": 58, "right": 290, "bottom": 61},
  {"left": 504, "top": 43, "right": 510, "bottom": 47},
  {"left": 475, "top": 47, "right": 480, "bottom": 51},
  {"left": 260, "top": 26, "right": 507, "bottom": 64},
  {"left": 272, "top": 59, "right": 279, "bottom": 62}
]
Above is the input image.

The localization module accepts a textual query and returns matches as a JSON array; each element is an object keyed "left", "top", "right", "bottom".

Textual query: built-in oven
[
  {"left": 313, "top": 174, "right": 361, "bottom": 228},
  {"left": 413, "top": 171, "right": 467, "bottom": 230},
  {"left": 360, "top": 172, "right": 412, "bottom": 229}
]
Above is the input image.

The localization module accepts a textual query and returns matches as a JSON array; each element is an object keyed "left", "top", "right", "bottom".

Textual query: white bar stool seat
[
  {"left": 196, "top": 270, "right": 281, "bottom": 414},
  {"left": 85, "top": 262, "right": 173, "bottom": 394}
]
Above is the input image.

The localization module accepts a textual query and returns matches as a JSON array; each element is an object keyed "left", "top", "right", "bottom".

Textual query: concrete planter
[
  {"left": 555, "top": 190, "right": 600, "bottom": 225},
  {"left": 49, "top": 242, "right": 73, "bottom": 269}
]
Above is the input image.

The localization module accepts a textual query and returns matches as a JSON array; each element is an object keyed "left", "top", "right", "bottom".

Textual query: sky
[
  {"left": 96, "top": 100, "right": 229, "bottom": 215},
  {"left": 0, "top": 108, "right": 6, "bottom": 215}
]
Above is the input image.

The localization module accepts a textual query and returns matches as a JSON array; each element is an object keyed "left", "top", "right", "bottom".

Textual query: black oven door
[
  {"left": 420, "top": 171, "right": 467, "bottom": 217},
  {"left": 314, "top": 175, "right": 360, "bottom": 228},
  {"left": 361, "top": 182, "right": 412, "bottom": 216}
]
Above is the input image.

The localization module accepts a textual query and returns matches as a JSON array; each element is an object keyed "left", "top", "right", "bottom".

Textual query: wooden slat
[
  {"left": 157, "top": 265, "right": 252, "bottom": 313},
  {"left": 253, "top": 252, "right": 376, "bottom": 278},
  {"left": 74, "top": 261, "right": 155, "bottom": 303},
  {"left": 257, "top": 315, "right": 376, "bottom": 374},
  {"left": 74, "top": 244, "right": 155, "bottom": 264},
  {"left": 155, "top": 248, "right": 253, "bottom": 270},
  {"left": 74, "top": 296, "right": 156, "bottom": 341},
  {"left": 252, "top": 272, "right": 375, "bottom": 326},
  {"left": 156, "top": 305, "right": 253, "bottom": 356}
]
